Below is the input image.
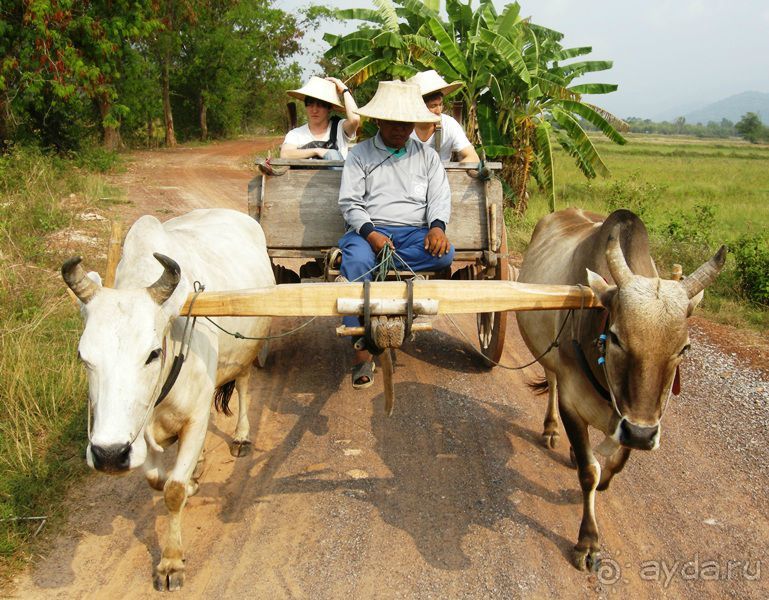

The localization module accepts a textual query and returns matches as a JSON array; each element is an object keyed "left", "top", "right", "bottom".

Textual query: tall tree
[{"left": 735, "top": 112, "right": 767, "bottom": 143}]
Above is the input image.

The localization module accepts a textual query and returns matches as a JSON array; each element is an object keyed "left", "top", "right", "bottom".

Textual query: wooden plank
[
  {"left": 260, "top": 159, "right": 502, "bottom": 170},
  {"left": 104, "top": 221, "right": 123, "bottom": 287},
  {"left": 181, "top": 280, "right": 601, "bottom": 317},
  {"left": 268, "top": 249, "right": 325, "bottom": 259},
  {"left": 256, "top": 169, "right": 503, "bottom": 252}
]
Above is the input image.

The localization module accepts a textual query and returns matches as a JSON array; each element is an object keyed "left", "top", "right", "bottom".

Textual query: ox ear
[
  {"left": 687, "top": 289, "right": 705, "bottom": 317},
  {"left": 586, "top": 269, "right": 616, "bottom": 308},
  {"left": 87, "top": 271, "right": 102, "bottom": 286}
]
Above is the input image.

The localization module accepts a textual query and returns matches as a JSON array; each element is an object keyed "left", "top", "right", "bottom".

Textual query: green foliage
[
  {"left": 0, "top": 146, "right": 98, "bottom": 576},
  {"left": 326, "top": 0, "right": 625, "bottom": 213},
  {"left": 624, "top": 116, "right": 737, "bottom": 138},
  {"left": 0, "top": 0, "right": 320, "bottom": 148},
  {"left": 734, "top": 112, "right": 769, "bottom": 144},
  {"left": 602, "top": 174, "right": 665, "bottom": 221},
  {"left": 517, "top": 135, "right": 769, "bottom": 330},
  {"left": 732, "top": 233, "right": 769, "bottom": 305}
]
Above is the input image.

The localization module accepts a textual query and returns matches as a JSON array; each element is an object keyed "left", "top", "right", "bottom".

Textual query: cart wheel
[{"left": 477, "top": 228, "right": 509, "bottom": 368}]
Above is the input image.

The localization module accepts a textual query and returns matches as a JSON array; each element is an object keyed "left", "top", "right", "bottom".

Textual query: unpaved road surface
[{"left": 9, "top": 140, "right": 769, "bottom": 599}]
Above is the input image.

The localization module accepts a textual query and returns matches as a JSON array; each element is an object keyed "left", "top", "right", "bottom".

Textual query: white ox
[{"left": 62, "top": 208, "right": 274, "bottom": 591}]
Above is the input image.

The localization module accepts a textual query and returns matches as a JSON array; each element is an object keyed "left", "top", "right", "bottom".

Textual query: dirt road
[{"left": 10, "top": 140, "right": 769, "bottom": 598}]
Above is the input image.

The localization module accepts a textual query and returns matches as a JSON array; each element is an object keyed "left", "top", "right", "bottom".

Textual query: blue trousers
[{"left": 339, "top": 225, "right": 455, "bottom": 328}]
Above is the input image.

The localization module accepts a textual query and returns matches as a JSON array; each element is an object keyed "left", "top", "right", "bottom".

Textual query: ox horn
[
  {"left": 605, "top": 227, "right": 633, "bottom": 287},
  {"left": 62, "top": 256, "right": 100, "bottom": 304},
  {"left": 681, "top": 245, "right": 727, "bottom": 299},
  {"left": 147, "top": 253, "right": 181, "bottom": 305}
]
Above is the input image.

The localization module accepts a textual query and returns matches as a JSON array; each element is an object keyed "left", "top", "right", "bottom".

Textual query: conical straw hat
[
  {"left": 405, "top": 70, "right": 463, "bottom": 97},
  {"left": 287, "top": 76, "right": 344, "bottom": 111},
  {"left": 355, "top": 81, "right": 439, "bottom": 123}
]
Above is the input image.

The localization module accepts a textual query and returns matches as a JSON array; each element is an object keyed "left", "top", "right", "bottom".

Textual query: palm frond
[
  {"left": 551, "top": 46, "right": 592, "bottom": 61},
  {"left": 568, "top": 83, "right": 618, "bottom": 95},
  {"left": 335, "top": 8, "right": 384, "bottom": 23},
  {"left": 584, "top": 102, "right": 630, "bottom": 132},
  {"left": 427, "top": 16, "right": 468, "bottom": 77},
  {"left": 550, "top": 107, "right": 609, "bottom": 177},
  {"left": 496, "top": 2, "right": 522, "bottom": 35},
  {"left": 479, "top": 29, "right": 530, "bottom": 84},
  {"left": 534, "top": 119, "right": 555, "bottom": 211},
  {"left": 557, "top": 100, "right": 627, "bottom": 143},
  {"left": 556, "top": 131, "right": 596, "bottom": 179},
  {"left": 373, "top": 0, "right": 400, "bottom": 31}
]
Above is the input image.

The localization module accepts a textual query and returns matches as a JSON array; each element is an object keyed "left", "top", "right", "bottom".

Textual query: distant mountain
[
  {"left": 657, "top": 91, "right": 769, "bottom": 125},
  {"left": 653, "top": 101, "right": 705, "bottom": 122}
]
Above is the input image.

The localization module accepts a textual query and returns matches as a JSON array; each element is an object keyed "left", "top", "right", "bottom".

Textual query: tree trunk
[
  {"left": 199, "top": 94, "right": 208, "bottom": 141},
  {"left": 502, "top": 119, "right": 535, "bottom": 214},
  {"left": 98, "top": 98, "right": 122, "bottom": 150},
  {"left": 147, "top": 113, "right": 154, "bottom": 148},
  {"left": 162, "top": 57, "right": 176, "bottom": 147}
]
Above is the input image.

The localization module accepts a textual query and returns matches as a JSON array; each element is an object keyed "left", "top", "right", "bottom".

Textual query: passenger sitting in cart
[
  {"left": 405, "top": 70, "right": 480, "bottom": 163},
  {"left": 280, "top": 76, "right": 360, "bottom": 161},
  {"left": 338, "top": 80, "right": 454, "bottom": 389}
]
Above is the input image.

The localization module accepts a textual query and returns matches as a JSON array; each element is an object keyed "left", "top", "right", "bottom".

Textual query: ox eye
[
  {"left": 145, "top": 348, "right": 162, "bottom": 365},
  {"left": 609, "top": 331, "right": 623, "bottom": 350},
  {"left": 679, "top": 343, "right": 691, "bottom": 357}
]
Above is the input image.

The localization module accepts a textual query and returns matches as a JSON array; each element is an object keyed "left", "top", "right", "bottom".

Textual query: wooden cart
[{"left": 248, "top": 158, "right": 511, "bottom": 366}]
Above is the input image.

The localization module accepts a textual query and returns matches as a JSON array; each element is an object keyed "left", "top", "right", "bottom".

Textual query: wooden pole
[
  {"left": 181, "top": 280, "right": 601, "bottom": 317},
  {"left": 104, "top": 221, "right": 122, "bottom": 288}
]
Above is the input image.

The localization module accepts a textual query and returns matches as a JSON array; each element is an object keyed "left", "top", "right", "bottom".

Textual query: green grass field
[{"left": 514, "top": 134, "right": 769, "bottom": 329}]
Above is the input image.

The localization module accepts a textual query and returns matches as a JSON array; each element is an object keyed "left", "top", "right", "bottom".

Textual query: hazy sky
[{"left": 276, "top": 0, "right": 769, "bottom": 119}]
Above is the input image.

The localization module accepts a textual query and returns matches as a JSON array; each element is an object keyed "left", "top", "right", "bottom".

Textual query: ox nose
[
  {"left": 91, "top": 443, "right": 132, "bottom": 472},
  {"left": 619, "top": 420, "right": 659, "bottom": 451}
]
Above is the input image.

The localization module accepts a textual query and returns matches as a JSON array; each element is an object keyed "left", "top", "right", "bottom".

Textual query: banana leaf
[
  {"left": 534, "top": 119, "right": 555, "bottom": 211},
  {"left": 557, "top": 100, "right": 626, "bottom": 144},
  {"left": 427, "top": 17, "right": 469, "bottom": 77},
  {"left": 568, "top": 83, "right": 618, "bottom": 95},
  {"left": 479, "top": 29, "right": 531, "bottom": 84},
  {"left": 335, "top": 8, "right": 384, "bottom": 23},
  {"left": 374, "top": 0, "right": 400, "bottom": 31},
  {"left": 550, "top": 107, "right": 609, "bottom": 177},
  {"left": 495, "top": 2, "right": 521, "bottom": 35}
]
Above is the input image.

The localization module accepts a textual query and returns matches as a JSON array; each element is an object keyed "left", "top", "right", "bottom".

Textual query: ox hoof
[
  {"left": 229, "top": 439, "right": 252, "bottom": 458},
  {"left": 571, "top": 546, "right": 599, "bottom": 571},
  {"left": 154, "top": 559, "right": 185, "bottom": 591},
  {"left": 541, "top": 430, "right": 559, "bottom": 449}
]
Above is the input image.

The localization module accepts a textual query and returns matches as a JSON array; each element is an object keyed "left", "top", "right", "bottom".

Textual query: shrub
[
  {"left": 732, "top": 233, "right": 769, "bottom": 305},
  {"left": 603, "top": 173, "right": 666, "bottom": 221}
]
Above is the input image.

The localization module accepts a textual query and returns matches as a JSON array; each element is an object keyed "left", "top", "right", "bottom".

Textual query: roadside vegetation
[
  {"left": 0, "top": 146, "right": 117, "bottom": 582},
  {"left": 509, "top": 134, "right": 769, "bottom": 330}
]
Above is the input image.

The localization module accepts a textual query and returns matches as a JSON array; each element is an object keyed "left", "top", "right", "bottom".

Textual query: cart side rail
[{"left": 249, "top": 161, "right": 504, "bottom": 254}]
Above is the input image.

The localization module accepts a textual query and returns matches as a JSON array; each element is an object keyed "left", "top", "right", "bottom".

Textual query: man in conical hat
[
  {"left": 281, "top": 76, "right": 360, "bottom": 160},
  {"left": 405, "top": 70, "right": 480, "bottom": 163},
  {"left": 338, "top": 80, "right": 454, "bottom": 389}
]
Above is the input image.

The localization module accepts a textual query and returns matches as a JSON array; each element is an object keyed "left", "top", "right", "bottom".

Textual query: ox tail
[
  {"left": 214, "top": 380, "right": 236, "bottom": 416},
  {"left": 528, "top": 377, "right": 549, "bottom": 395}
]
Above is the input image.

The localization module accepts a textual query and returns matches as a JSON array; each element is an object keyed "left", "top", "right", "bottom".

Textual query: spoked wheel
[{"left": 477, "top": 227, "right": 510, "bottom": 368}]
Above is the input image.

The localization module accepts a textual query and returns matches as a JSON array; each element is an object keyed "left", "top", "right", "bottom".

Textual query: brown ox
[{"left": 516, "top": 208, "right": 725, "bottom": 570}]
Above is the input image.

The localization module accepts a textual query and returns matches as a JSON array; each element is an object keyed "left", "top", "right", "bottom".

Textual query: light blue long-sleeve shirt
[{"left": 338, "top": 133, "right": 451, "bottom": 235}]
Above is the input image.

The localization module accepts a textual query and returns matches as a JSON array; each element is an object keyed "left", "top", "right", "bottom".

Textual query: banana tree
[{"left": 326, "top": 0, "right": 627, "bottom": 213}]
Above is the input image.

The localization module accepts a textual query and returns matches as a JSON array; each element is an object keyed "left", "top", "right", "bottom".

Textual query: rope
[
  {"left": 205, "top": 247, "right": 399, "bottom": 342},
  {"left": 443, "top": 310, "right": 573, "bottom": 371},
  {"left": 388, "top": 248, "right": 572, "bottom": 370}
]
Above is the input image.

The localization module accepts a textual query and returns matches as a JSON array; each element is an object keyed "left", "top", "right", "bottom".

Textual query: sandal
[{"left": 351, "top": 361, "right": 375, "bottom": 389}]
